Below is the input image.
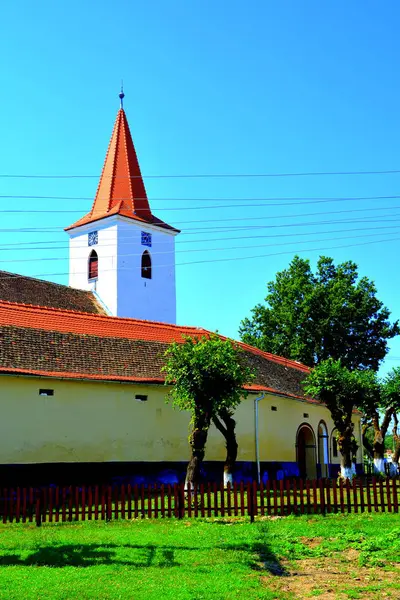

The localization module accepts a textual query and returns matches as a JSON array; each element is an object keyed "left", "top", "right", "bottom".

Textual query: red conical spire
[
  {"left": 66, "top": 105, "right": 176, "bottom": 232},
  {"left": 91, "top": 108, "right": 152, "bottom": 221}
]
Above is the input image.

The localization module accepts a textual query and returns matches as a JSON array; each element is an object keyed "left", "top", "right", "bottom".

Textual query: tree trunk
[
  {"left": 391, "top": 412, "right": 400, "bottom": 475},
  {"left": 372, "top": 409, "right": 392, "bottom": 475},
  {"left": 338, "top": 424, "right": 356, "bottom": 480},
  {"left": 361, "top": 422, "right": 373, "bottom": 460},
  {"left": 185, "top": 416, "right": 210, "bottom": 488},
  {"left": 213, "top": 409, "right": 238, "bottom": 486}
]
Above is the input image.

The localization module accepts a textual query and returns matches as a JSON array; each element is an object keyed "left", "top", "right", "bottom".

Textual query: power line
[
  {"left": 177, "top": 236, "right": 400, "bottom": 266},
  {"left": 1, "top": 214, "right": 400, "bottom": 236},
  {"left": 2, "top": 203, "right": 400, "bottom": 225},
  {"left": 2, "top": 205, "right": 400, "bottom": 231},
  {"left": 0, "top": 235, "right": 398, "bottom": 279},
  {"left": 134, "top": 205, "right": 400, "bottom": 226},
  {"left": 1, "top": 223, "right": 400, "bottom": 251},
  {"left": 0, "top": 169, "right": 400, "bottom": 179},
  {"left": 1, "top": 194, "right": 400, "bottom": 208},
  {"left": 1, "top": 230, "right": 397, "bottom": 265},
  {"left": 181, "top": 215, "right": 400, "bottom": 234}
]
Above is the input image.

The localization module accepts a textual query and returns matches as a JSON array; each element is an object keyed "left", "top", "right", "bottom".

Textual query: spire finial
[{"left": 119, "top": 81, "right": 125, "bottom": 109}]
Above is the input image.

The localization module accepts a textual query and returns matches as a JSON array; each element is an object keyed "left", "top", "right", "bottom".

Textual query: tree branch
[
  {"left": 381, "top": 406, "right": 394, "bottom": 437},
  {"left": 212, "top": 415, "right": 228, "bottom": 439},
  {"left": 393, "top": 412, "right": 399, "bottom": 437}
]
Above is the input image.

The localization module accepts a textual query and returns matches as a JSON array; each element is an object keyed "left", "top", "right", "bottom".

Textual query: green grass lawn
[{"left": 0, "top": 514, "right": 399, "bottom": 599}]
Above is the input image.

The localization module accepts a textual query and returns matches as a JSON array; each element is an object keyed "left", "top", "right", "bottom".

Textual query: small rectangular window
[
  {"left": 39, "top": 389, "right": 54, "bottom": 396},
  {"left": 303, "top": 413, "right": 309, "bottom": 418},
  {"left": 271, "top": 406, "right": 277, "bottom": 411},
  {"left": 135, "top": 394, "right": 148, "bottom": 402}
]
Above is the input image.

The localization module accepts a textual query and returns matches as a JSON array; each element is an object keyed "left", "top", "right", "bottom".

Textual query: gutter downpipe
[{"left": 254, "top": 392, "right": 265, "bottom": 484}]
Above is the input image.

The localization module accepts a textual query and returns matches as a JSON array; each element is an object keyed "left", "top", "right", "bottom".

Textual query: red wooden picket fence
[{"left": 0, "top": 477, "right": 399, "bottom": 526}]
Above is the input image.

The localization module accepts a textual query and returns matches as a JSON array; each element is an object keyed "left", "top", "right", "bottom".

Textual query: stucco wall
[{"left": 0, "top": 375, "right": 362, "bottom": 467}]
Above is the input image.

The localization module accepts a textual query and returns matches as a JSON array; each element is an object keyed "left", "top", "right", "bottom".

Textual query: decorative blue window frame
[
  {"left": 88, "top": 231, "right": 98, "bottom": 247},
  {"left": 141, "top": 231, "right": 152, "bottom": 247}
]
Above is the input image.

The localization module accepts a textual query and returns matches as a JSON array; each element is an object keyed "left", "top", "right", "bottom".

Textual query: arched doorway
[
  {"left": 318, "top": 421, "right": 329, "bottom": 478},
  {"left": 296, "top": 424, "right": 317, "bottom": 480}
]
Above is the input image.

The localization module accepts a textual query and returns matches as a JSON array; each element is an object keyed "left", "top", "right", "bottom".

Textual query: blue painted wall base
[{"left": 0, "top": 461, "right": 363, "bottom": 487}]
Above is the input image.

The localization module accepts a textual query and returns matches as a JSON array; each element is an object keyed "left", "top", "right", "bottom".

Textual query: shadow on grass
[
  {"left": 0, "top": 527, "right": 287, "bottom": 575},
  {"left": 218, "top": 541, "right": 288, "bottom": 576},
  {"left": 0, "top": 544, "right": 181, "bottom": 568}
]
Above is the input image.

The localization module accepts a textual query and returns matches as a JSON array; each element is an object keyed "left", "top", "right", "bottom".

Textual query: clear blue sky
[{"left": 1, "top": 1, "right": 399, "bottom": 372}]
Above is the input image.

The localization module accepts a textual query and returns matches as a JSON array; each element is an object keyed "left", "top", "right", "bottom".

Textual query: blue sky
[{"left": 1, "top": 1, "right": 399, "bottom": 372}]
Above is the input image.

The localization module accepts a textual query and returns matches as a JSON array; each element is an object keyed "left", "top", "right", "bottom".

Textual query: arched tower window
[
  {"left": 88, "top": 250, "right": 98, "bottom": 280},
  {"left": 141, "top": 250, "right": 152, "bottom": 279}
]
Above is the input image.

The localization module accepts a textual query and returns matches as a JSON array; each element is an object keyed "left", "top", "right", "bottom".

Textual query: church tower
[{"left": 65, "top": 92, "right": 179, "bottom": 324}]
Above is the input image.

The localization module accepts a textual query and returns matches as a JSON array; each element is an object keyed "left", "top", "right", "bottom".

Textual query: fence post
[
  {"left": 180, "top": 483, "right": 185, "bottom": 519},
  {"left": 247, "top": 482, "right": 254, "bottom": 523},
  {"left": 35, "top": 489, "right": 42, "bottom": 528},
  {"left": 176, "top": 484, "right": 185, "bottom": 519}
]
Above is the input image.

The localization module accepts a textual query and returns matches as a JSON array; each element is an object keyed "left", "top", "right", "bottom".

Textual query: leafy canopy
[
  {"left": 303, "top": 358, "right": 377, "bottom": 426},
  {"left": 357, "top": 367, "right": 400, "bottom": 422},
  {"left": 239, "top": 255, "right": 399, "bottom": 371},
  {"left": 163, "top": 335, "right": 254, "bottom": 419},
  {"left": 381, "top": 367, "right": 400, "bottom": 413}
]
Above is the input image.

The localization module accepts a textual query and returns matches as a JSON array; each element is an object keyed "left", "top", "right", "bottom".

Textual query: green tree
[
  {"left": 362, "top": 368, "right": 400, "bottom": 474},
  {"left": 303, "top": 359, "right": 376, "bottom": 478},
  {"left": 359, "top": 377, "right": 391, "bottom": 475},
  {"left": 381, "top": 368, "right": 400, "bottom": 474},
  {"left": 361, "top": 368, "right": 400, "bottom": 475},
  {"left": 163, "top": 335, "right": 254, "bottom": 486},
  {"left": 239, "top": 256, "right": 399, "bottom": 371},
  {"left": 392, "top": 416, "right": 400, "bottom": 469}
]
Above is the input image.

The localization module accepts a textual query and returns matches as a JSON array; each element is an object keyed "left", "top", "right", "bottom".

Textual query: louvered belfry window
[
  {"left": 141, "top": 250, "right": 152, "bottom": 279},
  {"left": 88, "top": 250, "right": 98, "bottom": 280}
]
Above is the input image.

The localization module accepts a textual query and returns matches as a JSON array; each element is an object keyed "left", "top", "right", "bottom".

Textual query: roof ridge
[
  {"left": 123, "top": 110, "right": 135, "bottom": 214},
  {"left": 91, "top": 110, "right": 118, "bottom": 218},
  {"left": 108, "top": 110, "right": 121, "bottom": 212},
  {"left": 0, "top": 299, "right": 208, "bottom": 330},
  {"left": 0, "top": 300, "right": 310, "bottom": 372},
  {"left": 236, "top": 340, "right": 310, "bottom": 373},
  {"left": 0, "top": 299, "right": 104, "bottom": 316}
]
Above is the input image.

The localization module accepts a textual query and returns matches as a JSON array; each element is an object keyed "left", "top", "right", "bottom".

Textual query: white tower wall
[
  {"left": 68, "top": 215, "right": 177, "bottom": 323},
  {"left": 117, "top": 220, "right": 176, "bottom": 323},
  {"left": 68, "top": 221, "right": 118, "bottom": 314}
]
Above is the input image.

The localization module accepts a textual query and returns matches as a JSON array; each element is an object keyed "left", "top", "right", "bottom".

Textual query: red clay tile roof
[
  {"left": 66, "top": 109, "right": 178, "bottom": 233},
  {"left": 0, "top": 271, "right": 106, "bottom": 315},
  {"left": 0, "top": 301, "right": 313, "bottom": 402}
]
